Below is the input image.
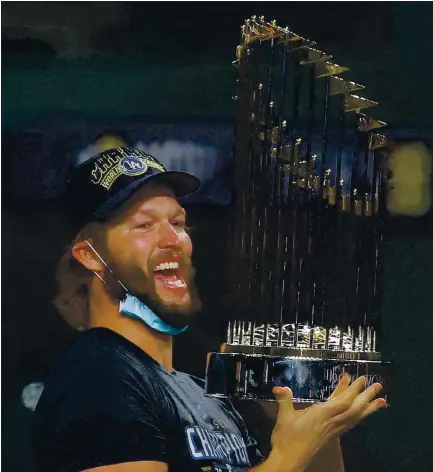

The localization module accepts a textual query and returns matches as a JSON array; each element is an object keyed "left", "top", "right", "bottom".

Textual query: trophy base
[{"left": 205, "top": 346, "right": 391, "bottom": 403}]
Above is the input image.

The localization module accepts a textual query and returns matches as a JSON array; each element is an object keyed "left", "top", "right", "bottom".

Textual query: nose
[{"left": 157, "top": 221, "right": 183, "bottom": 249}]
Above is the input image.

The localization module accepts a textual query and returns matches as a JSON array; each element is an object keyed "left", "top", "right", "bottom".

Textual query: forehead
[{"left": 113, "top": 183, "right": 184, "bottom": 221}]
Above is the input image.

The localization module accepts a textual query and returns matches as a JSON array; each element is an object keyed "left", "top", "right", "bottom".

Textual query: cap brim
[{"left": 94, "top": 170, "right": 201, "bottom": 218}]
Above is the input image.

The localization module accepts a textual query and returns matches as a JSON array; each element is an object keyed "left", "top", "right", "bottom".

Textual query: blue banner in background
[
  {"left": 3, "top": 122, "right": 235, "bottom": 206},
  {"left": 3, "top": 121, "right": 431, "bottom": 216}
]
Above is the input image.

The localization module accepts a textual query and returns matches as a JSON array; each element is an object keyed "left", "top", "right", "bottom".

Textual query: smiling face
[{"left": 100, "top": 182, "right": 202, "bottom": 327}]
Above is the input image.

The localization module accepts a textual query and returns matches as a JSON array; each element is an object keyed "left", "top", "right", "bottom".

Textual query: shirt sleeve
[{"left": 34, "top": 362, "right": 169, "bottom": 472}]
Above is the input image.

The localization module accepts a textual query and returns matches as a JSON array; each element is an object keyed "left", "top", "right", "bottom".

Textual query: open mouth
[{"left": 153, "top": 261, "right": 187, "bottom": 290}]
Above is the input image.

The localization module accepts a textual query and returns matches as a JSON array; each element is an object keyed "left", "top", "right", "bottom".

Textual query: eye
[
  {"left": 171, "top": 220, "right": 187, "bottom": 230},
  {"left": 137, "top": 221, "right": 153, "bottom": 230}
]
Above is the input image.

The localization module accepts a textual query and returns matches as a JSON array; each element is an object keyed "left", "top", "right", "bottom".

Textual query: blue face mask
[
  {"left": 119, "top": 293, "right": 188, "bottom": 335},
  {"left": 85, "top": 240, "right": 188, "bottom": 336}
]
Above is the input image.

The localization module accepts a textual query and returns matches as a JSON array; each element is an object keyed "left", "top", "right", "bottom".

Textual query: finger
[
  {"left": 339, "top": 376, "right": 367, "bottom": 402},
  {"left": 354, "top": 383, "right": 384, "bottom": 411},
  {"left": 322, "top": 376, "right": 367, "bottom": 417},
  {"left": 321, "top": 393, "right": 353, "bottom": 418},
  {"left": 273, "top": 386, "right": 295, "bottom": 416},
  {"left": 329, "top": 374, "right": 351, "bottom": 400},
  {"left": 335, "top": 397, "right": 388, "bottom": 435},
  {"left": 359, "top": 397, "right": 387, "bottom": 421},
  {"left": 329, "top": 375, "right": 350, "bottom": 400},
  {"left": 331, "top": 383, "right": 384, "bottom": 426}
]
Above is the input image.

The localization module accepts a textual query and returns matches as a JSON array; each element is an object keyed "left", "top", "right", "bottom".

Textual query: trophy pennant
[
  {"left": 276, "top": 139, "right": 302, "bottom": 163},
  {"left": 277, "top": 35, "right": 316, "bottom": 50},
  {"left": 329, "top": 76, "right": 365, "bottom": 96},
  {"left": 315, "top": 61, "right": 349, "bottom": 78},
  {"left": 344, "top": 94, "right": 378, "bottom": 112},
  {"left": 299, "top": 47, "right": 333, "bottom": 65},
  {"left": 369, "top": 133, "right": 389, "bottom": 150},
  {"left": 357, "top": 113, "right": 387, "bottom": 131}
]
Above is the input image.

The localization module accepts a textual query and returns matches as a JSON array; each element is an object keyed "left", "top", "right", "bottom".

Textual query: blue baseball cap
[{"left": 65, "top": 147, "right": 201, "bottom": 229}]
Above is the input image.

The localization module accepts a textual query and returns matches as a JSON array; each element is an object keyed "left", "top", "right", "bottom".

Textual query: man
[{"left": 34, "top": 147, "right": 386, "bottom": 472}]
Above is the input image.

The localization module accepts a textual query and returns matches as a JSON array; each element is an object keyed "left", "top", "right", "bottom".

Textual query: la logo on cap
[
  {"left": 120, "top": 156, "right": 148, "bottom": 176},
  {"left": 90, "top": 148, "right": 166, "bottom": 190}
]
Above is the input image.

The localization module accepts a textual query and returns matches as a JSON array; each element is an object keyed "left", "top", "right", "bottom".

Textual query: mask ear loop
[
  {"left": 93, "top": 270, "right": 109, "bottom": 287},
  {"left": 84, "top": 240, "right": 129, "bottom": 295}
]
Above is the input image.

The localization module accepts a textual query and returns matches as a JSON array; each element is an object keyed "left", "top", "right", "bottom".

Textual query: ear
[{"left": 71, "top": 241, "right": 105, "bottom": 272}]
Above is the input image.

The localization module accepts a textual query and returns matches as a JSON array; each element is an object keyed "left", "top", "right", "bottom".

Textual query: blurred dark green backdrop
[{"left": 2, "top": 3, "right": 432, "bottom": 472}]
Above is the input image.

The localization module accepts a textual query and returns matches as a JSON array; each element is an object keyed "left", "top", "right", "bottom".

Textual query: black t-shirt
[{"left": 34, "top": 328, "right": 264, "bottom": 472}]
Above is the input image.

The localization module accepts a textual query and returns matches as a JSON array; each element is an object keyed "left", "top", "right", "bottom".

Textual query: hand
[
  {"left": 328, "top": 373, "right": 352, "bottom": 401},
  {"left": 290, "top": 373, "right": 352, "bottom": 412},
  {"left": 268, "top": 376, "right": 386, "bottom": 472}
]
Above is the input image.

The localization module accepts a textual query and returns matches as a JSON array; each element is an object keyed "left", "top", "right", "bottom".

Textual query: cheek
[
  {"left": 181, "top": 233, "right": 193, "bottom": 257},
  {"left": 108, "top": 231, "right": 153, "bottom": 274},
  {"left": 130, "top": 237, "right": 154, "bottom": 271}
]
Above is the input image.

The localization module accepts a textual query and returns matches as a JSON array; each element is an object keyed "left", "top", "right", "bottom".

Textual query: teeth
[
  {"left": 166, "top": 279, "right": 185, "bottom": 287},
  {"left": 154, "top": 261, "right": 180, "bottom": 272}
]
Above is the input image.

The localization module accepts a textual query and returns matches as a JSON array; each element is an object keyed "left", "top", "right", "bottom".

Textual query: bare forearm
[
  {"left": 248, "top": 449, "right": 306, "bottom": 472},
  {"left": 248, "top": 439, "right": 343, "bottom": 472},
  {"left": 305, "top": 438, "right": 344, "bottom": 472}
]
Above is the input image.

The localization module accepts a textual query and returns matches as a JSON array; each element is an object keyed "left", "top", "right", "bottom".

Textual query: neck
[{"left": 88, "top": 280, "right": 174, "bottom": 372}]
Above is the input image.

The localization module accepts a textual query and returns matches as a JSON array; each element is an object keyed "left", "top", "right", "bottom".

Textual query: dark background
[{"left": 2, "top": 2, "right": 432, "bottom": 472}]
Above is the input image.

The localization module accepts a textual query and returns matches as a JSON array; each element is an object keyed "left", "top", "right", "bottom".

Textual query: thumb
[{"left": 273, "top": 386, "right": 295, "bottom": 416}]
